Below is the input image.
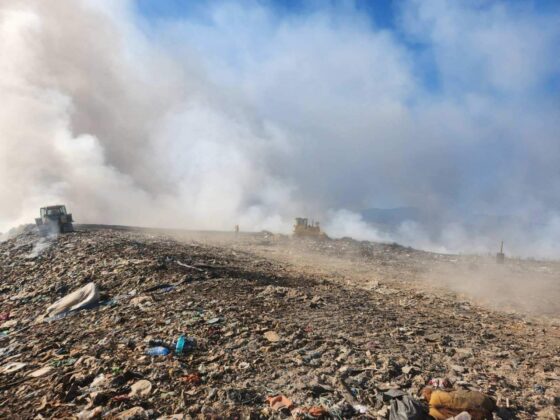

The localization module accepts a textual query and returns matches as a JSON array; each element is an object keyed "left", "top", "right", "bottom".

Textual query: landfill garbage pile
[
  {"left": 237, "top": 233, "right": 560, "bottom": 320},
  {"left": 0, "top": 227, "right": 559, "bottom": 419}
]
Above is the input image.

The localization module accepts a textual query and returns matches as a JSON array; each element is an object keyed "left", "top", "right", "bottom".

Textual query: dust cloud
[{"left": 419, "top": 258, "right": 560, "bottom": 319}]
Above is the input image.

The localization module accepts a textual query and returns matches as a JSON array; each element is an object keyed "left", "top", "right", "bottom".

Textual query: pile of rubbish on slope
[
  {"left": 0, "top": 226, "right": 558, "bottom": 418},
  {"left": 247, "top": 230, "right": 560, "bottom": 319}
]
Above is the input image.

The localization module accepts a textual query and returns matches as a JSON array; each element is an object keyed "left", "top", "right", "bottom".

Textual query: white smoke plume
[
  {"left": 0, "top": 0, "right": 296, "bottom": 233},
  {"left": 1, "top": 0, "right": 560, "bottom": 258}
]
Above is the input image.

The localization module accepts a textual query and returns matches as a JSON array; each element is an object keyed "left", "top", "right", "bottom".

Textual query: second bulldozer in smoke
[{"left": 293, "top": 217, "right": 327, "bottom": 238}]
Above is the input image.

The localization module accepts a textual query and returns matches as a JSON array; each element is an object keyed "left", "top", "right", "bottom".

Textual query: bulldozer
[
  {"left": 35, "top": 205, "right": 74, "bottom": 236},
  {"left": 293, "top": 217, "right": 326, "bottom": 239}
]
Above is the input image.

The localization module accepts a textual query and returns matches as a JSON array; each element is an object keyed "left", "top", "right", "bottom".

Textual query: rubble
[{"left": 0, "top": 226, "right": 558, "bottom": 418}]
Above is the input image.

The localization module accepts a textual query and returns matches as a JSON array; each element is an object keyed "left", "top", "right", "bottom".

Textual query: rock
[
  {"left": 264, "top": 331, "right": 280, "bottom": 342},
  {"left": 28, "top": 366, "right": 53, "bottom": 377},
  {"left": 115, "top": 406, "right": 148, "bottom": 420},
  {"left": 425, "top": 333, "right": 442, "bottom": 342},
  {"left": 77, "top": 406, "right": 103, "bottom": 419},
  {"left": 90, "top": 374, "right": 108, "bottom": 388},
  {"left": 129, "top": 379, "right": 153, "bottom": 397},
  {"left": 0, "top": 362, "right": 27, "bottom": 374}
]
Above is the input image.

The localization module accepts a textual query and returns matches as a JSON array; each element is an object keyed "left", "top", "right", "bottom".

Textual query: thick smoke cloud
[
  {"left": 0, "top": 0, "right": 295, "bottom": 232},
  {"left": 1, "top": 0, "right": 559, "bottom": 257}
]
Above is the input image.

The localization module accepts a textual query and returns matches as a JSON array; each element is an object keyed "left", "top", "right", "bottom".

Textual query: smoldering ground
[{"left": 1, "top": 0, "right": 560, "bottom": 258}]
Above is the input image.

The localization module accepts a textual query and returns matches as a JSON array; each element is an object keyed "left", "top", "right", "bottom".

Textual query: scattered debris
[
  {"left": 129, "top": 379, "right": 152, "bottom": 397},
  {"left": 146, "top": 346, "right": 170, "bottom": 356},
  {"left": 263, "top": 330, "right": 280, "bottom": 342},
  {"left": 45, "top": 282, "right": 99, "bottom": 317},
  {"left": 0, "top": 227, "right": 557, "bottom": 418},
  {"left": 267, "top": 395, "right": 294, "bottom": 411},
  {"left": 0, "top": 362, "right": 27, "bottom": 375},
  {"left": 28, "top": 366, "right": 53, "bottom": 378},
  {"left": 423, "top": 387, "right": 496, "bottom": 420}
]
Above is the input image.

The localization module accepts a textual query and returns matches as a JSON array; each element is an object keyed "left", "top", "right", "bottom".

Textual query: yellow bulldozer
[{"left": 293, "top": 217, "right": 326, "bottom": 238}]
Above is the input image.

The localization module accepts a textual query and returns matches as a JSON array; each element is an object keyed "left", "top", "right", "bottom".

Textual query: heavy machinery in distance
[
  {"left": 35, "top": 205, "right": 74, "bottom": 236},
  {"left": 293, "top": 217, "right": 327, "bottom": 239}
]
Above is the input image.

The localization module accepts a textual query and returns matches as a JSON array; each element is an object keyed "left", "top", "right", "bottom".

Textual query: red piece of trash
[
  {"left": 292, "top": 406, "right": 328, "bottom": 418},
  {"left": 266, "top": 395, "right": 294, "bottom": 411},
  {"left": 179, "top": 373, "right": 201, "bottom": 385}
]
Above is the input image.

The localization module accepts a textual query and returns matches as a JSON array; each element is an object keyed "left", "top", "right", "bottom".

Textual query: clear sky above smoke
[{"left": 1, "top": 0, "right": 559, "bottom": 256}]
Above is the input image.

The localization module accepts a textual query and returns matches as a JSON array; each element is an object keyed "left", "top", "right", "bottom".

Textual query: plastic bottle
[
  {"left": 175, "top": 335, "right": 186, "bottom": 354},
  {"left": 146, "top": 346, "right": 170, "bottom": 356},
  {"left": 175, "top": 335, "right": 197, "bottom": 355}
]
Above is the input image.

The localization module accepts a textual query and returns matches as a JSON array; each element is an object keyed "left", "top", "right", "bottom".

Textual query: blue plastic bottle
[{"left": 146, "top": 346, "right": 170, "bottom": 356}]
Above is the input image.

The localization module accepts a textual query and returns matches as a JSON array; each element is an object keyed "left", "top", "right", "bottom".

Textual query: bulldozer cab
[
  {"left": 295, "top": 218, "right": 309, "bottom": 228},
  {"left": 41, "top": 206, "right": 67, "bottom": 218}
]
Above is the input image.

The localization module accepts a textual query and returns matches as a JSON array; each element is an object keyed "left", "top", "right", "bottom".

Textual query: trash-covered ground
[
  {"left": 0, "top": 227, "right": 559, "bottom": 419},
  {"left": 223, "top": 233, "right": 560, "bottom": 320}
]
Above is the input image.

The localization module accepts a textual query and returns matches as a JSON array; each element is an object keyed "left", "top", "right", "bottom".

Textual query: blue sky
[
  {"left": 133, "top": 0, "right": 560, "bottom": 95},
  {"left": 136, "top": 0, "right": 396, "bottom": 28},
  {"left": 134, "top": 0, "right": 559, "bottom": 28}
]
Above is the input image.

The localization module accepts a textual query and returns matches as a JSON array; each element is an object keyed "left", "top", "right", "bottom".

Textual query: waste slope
[{"left": 0, "top": 228, "right": 558, "bottom": 418}]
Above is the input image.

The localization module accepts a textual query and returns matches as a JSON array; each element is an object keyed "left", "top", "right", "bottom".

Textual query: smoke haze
[{"left": 1, "top": 0, "right": 560, "bottom": 257}]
